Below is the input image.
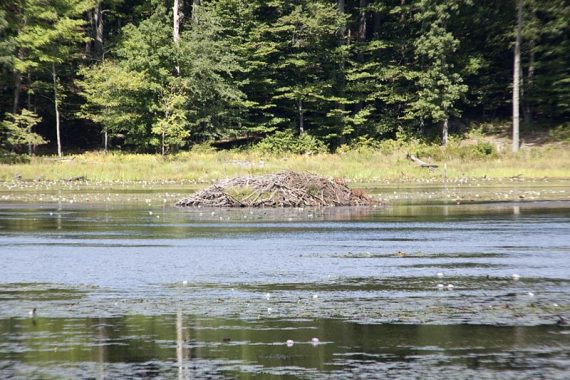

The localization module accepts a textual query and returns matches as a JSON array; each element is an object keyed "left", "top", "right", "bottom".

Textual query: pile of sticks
[{"left": 176, "top": 171, "right": 376, "bottom": 208}]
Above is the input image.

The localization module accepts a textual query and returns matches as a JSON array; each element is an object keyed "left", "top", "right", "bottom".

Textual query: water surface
[{"left": 0, "top": 189, "right": 569, "bottom": 378}]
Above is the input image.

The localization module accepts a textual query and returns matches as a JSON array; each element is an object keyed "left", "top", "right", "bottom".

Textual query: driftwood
[
  {"left": 176, "top": 171, "right": 377, "bottom": 208},
  {"left": 407, "top": 154, "right": 438, "bottom": 168},
  {"left": 44, "top": 157, "right": 76, "bottom": 162},
  {"left": 65, "top": 175, "right": 87, "bottom": 182}
]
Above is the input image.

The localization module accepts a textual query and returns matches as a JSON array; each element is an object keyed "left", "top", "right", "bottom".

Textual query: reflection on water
[
  {"left": 0, "top": 195, "right": 569, "bottom": 378},
  {"left": 1, "top": 314, "right": 569, "bottom": 379}
]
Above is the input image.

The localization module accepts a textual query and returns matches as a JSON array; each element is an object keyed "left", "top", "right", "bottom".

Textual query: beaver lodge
[{"left": 176, "top": 171, "right": 376, "bottom": 208}]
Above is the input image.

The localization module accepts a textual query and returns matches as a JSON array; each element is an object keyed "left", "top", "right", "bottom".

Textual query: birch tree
[{"left": 512, "top": 0, "right": 523, "bottom": 152}]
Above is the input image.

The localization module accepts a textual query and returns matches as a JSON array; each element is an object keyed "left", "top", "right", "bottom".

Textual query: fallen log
[
  {"left": 407, "top": 154, "right": 438, "bottom": 168},
  {"left": 65, "top": 175, "right": 87, "bottom": 182}
]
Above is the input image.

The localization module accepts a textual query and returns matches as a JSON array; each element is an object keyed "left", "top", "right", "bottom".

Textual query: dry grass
[{"left": 1, "top": 143, "right": 569, "bottom": 184}]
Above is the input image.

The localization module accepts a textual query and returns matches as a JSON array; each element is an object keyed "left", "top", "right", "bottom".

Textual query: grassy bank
[{"left": 1, "top": 140, "right": 569, "bottom": 184}]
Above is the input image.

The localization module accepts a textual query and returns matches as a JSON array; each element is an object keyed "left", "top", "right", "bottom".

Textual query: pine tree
[
  {"left": 344, "top": 1, "right": 414, "bottom": 141},
  {"left": 523, "top": 0, "right": 570, "bottom": 122},
  {"left": 406, "top": 0, "right": 468, "bottom": 146},
  {"left": 269, "top": 1, "right": 346, "bottom": 144},
  {"left": 11, "top": 0, "right": 92, "bottom": 157},
  {"left": 0, "top": 9, "right": 14, "bottom": 70}
]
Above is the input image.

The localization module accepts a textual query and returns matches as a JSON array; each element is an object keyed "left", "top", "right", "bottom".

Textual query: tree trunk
[
  {"left": 192, "top": 0, "right": 200, "bottom": 23},
  {"left": 512, "top": 0, "right": 522, "bottom": 153},
  {"left": 52, "top": 64, "right": 62, "bottom": 158},
  {"left": 27, "top": 73, "right": 33, "bottom": 156},
  {"left": 161, "top": 131, "right": 165, "bottom": 157},
  {"left": 356, "top": 0, "right": 368, "bottom": 112},
  {"left": 174, "top": 0, "right": 182, "bottom": 75},
  {"left": 358, "top": 0, "right": 368, "bottom": 43},
  {"left": 173, "top": 0, "right": 181, "bottom": 45},
  {"left": 337, "top": 0, "right": 345, "bottom": 37},
  {"left": 373, "top": 8, "right": 381, "bottom": 39},
  {"left": 298, "top": 99, "right": 304, "bottom": 135},
  {"left": 441, "top": 118, "right": 449, "bottom": 147},
  {"left": 399, "top": 0, "right": 406, "bottom": 60},
  {"left": 94, "top": 2, "right": 104, "bottom": 60},
  {"left": 337, "top": 0, "right": 346, "bottom": 142},
  {"left": 523, "top": 46, "right": 535, "bottom": 126},
  {"left": 26, "top": 73, "right": 32, "bottom": 109},
  {"left": 86, "top": 9, "right": 93, "bottom": 58},
  {"left": 358, "top": 0, "right": 368, "bottom": 63},
  {"left": 13, "top": 70, "right": 21, "bottom": 114}
]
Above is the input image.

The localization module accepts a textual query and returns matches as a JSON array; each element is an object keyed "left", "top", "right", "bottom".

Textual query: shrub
[
  {"left": 0, "top": 152, "right": 31, "bottom": 164},
  {"left": 190, "top": 142, "right": 217, "bottom": 153},
  {"left": 337, "top": 136, "right": 381, "bottom": 155},
  {"left": 253, "top": 130, "right": 327, "bottom": 155},
  {"left": 548, "top": 124, "right": 570, "bottom": 142},
  {"left": 473, "top": 141, "right": 495, "bottom": 156}
]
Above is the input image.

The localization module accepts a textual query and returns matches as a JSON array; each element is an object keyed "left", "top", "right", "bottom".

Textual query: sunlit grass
[{"left": 1, "top": 144, "right": 569, "bottom": 183}]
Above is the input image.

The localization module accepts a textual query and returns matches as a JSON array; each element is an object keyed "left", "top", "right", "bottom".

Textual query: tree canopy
[{"left": 1, "top": 0, "right": 568, "bottom": 154}]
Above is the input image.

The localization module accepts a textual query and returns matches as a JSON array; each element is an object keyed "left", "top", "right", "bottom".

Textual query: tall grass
[{"left": 1, "top": 143, "right": 569, "bottom": 183}]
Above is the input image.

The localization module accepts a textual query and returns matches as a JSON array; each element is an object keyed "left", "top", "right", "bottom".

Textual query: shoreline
[
  {"left": 1, "top": 144, "right": 569, "bottom": 184},
  {"left": 1, "top": 177, "right": 568, "bottom": 205}
]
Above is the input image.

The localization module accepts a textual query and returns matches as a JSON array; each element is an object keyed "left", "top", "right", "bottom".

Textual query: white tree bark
[
  {"left": 512, "top": 0, "right": 523, "bottom": 153},
  {"left": 94, "top": 3, "right": 104, "bottom": 59},
  {"left": 52, "top": 63, "right": 62, "bottom": 158},
  {"left": 173, "top": 0, "right": 180, "bottom": 45},
  {"left": 441, "top": 118, "right": 449, "bottom": 147},
  {"left": 298, "top": 100, "right": 304, "bottom": 135},
  {"left": 173, "top": 0, "right": 182, "bottom": 75}
]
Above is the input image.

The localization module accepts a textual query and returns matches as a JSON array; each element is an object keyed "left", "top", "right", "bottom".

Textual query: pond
[{"left": 0, "top": 184, "right": 569, "bottom": 379}]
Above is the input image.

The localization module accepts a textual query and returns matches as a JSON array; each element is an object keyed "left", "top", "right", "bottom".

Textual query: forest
[{"left": 0, "top": 0, "right": 568, "bottom": 157}]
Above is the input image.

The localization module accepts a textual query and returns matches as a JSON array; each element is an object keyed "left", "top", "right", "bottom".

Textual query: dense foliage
[{"left": 0, "top": 0, "right": 568, "bottom": 155}]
